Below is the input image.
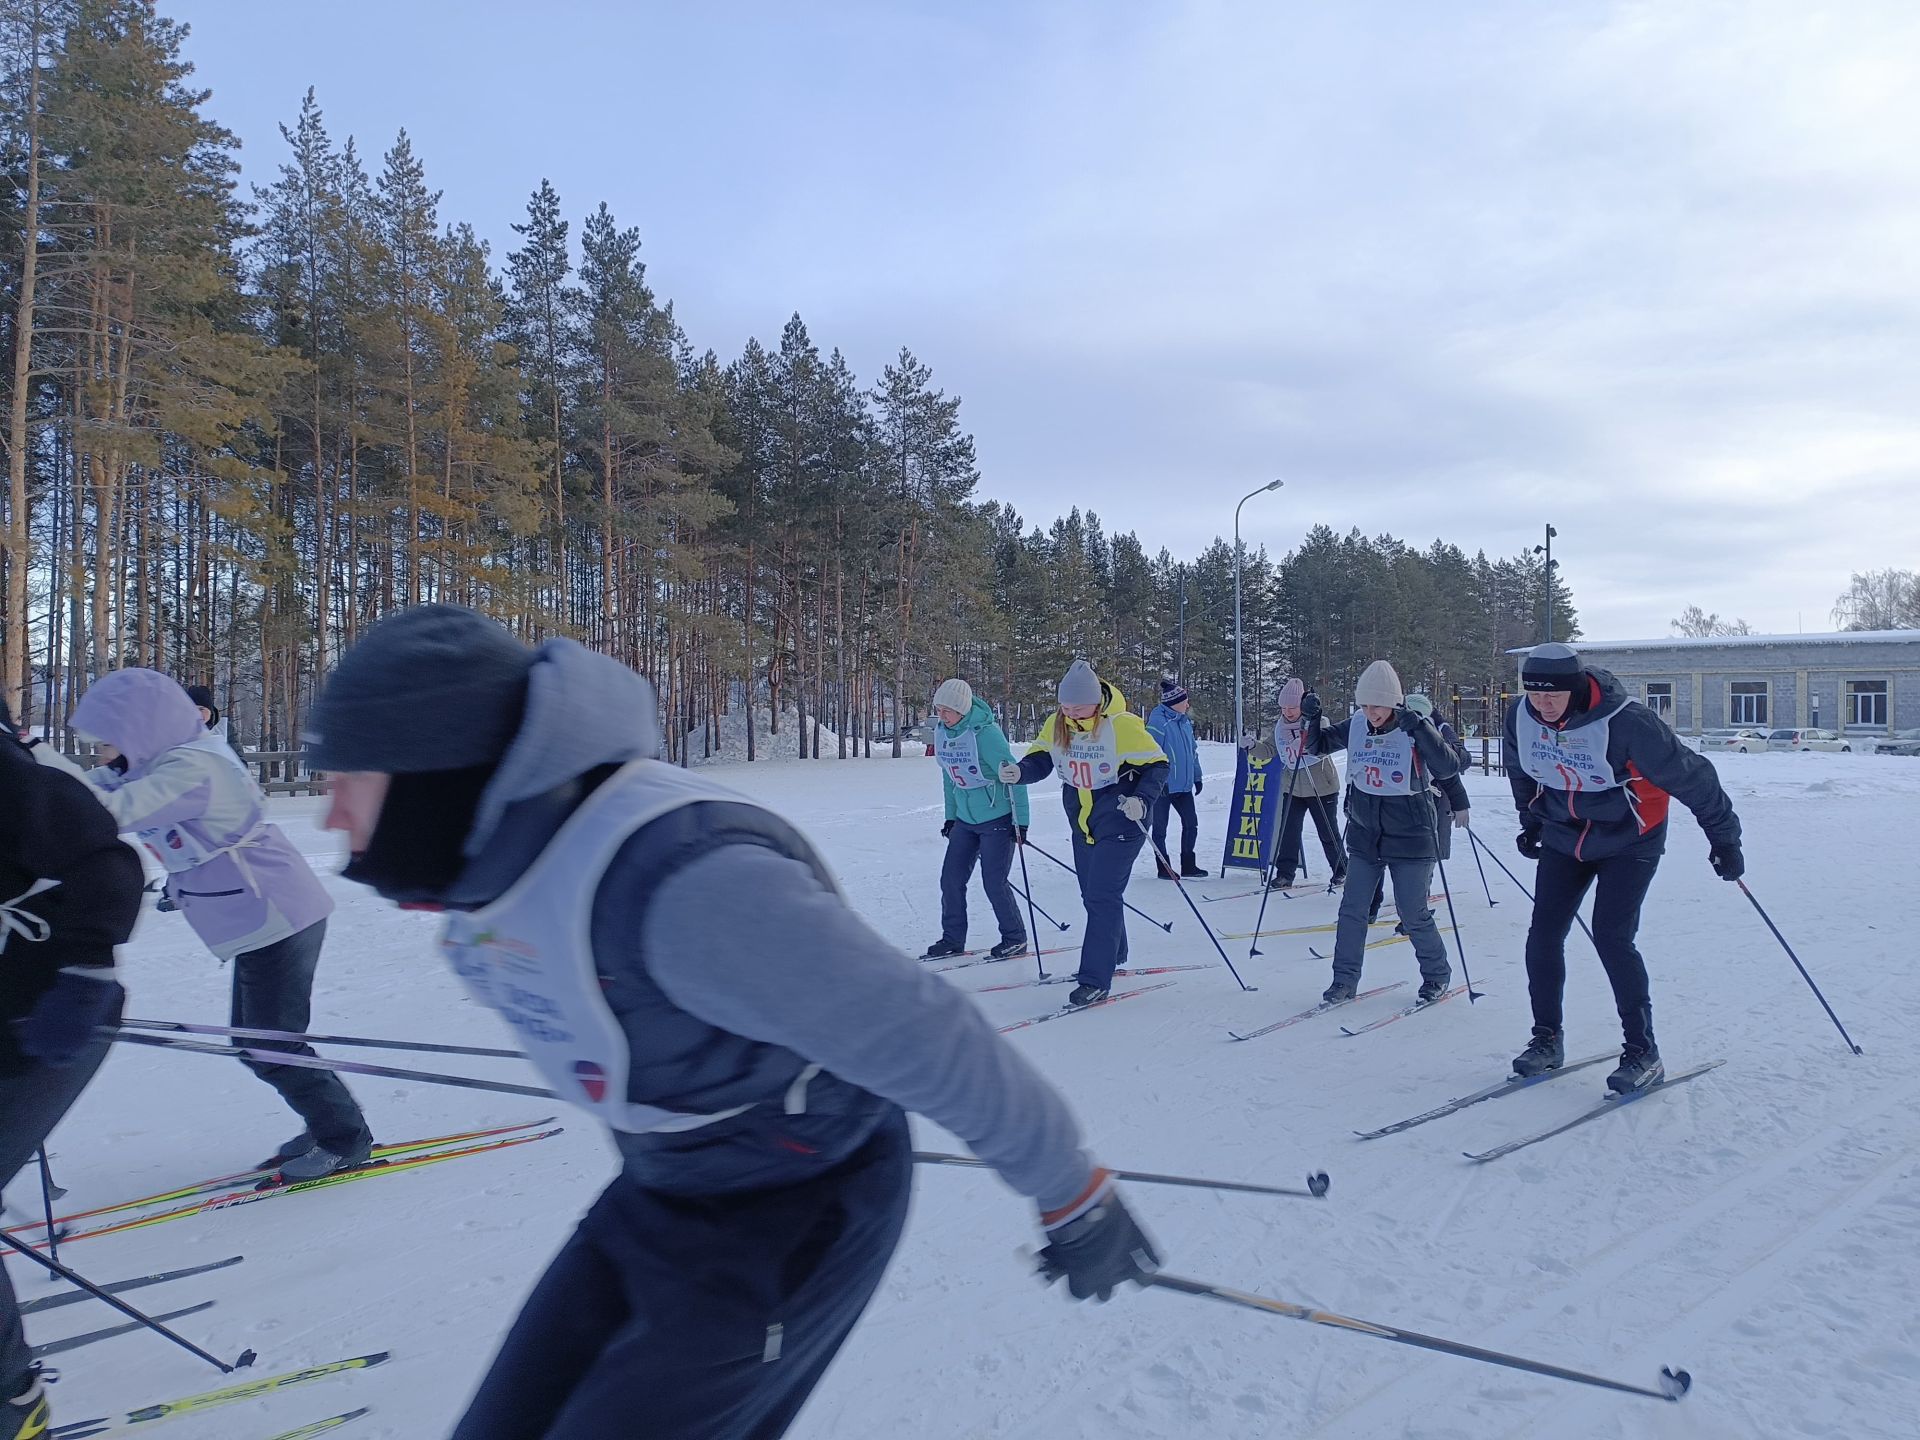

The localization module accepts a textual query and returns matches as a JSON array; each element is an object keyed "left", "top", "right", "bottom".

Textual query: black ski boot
[
  {"left": 1607, "top": 1045, "right": 1665, "bottom": 1095},
  {"left": 1268, "top": 871, "right": 1296, "bottom": 891},
  {"left": 1155, "top": 859, "right": 1177, "bottom": 880},
  {"left": 1179, "top": 858, "right": 1207, "bottom": 879},
  {"left": 920, "top": 939, "right": 965, "bottom": 960},
  {"left": 1067, "top": 984, "right": 1109, "bottom": 1007},
  {"left": 258, "top": 1129, "right": 316, "bottom": 1170},
  {"left": 278, "top": 1130, "right": 373, "bottom": 1183},
  {"left": 1321, "top": 980, "right": 1356, "bottom": 1005},
  {"left": 1511, "top": 1026, "right": 1565, "bottom": 1078},
  {"left": 988, "top": 938, "right": 1029, "bottom": 960},
  {"left": 1416, "top": 972, "right": 1451, "bottom": 1004}
]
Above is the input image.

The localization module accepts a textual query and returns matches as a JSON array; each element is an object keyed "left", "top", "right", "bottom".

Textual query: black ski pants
[
  {"left": 1525, "top": 846, "right": 1662, "bottom": 1052},
  {"left": 231, "top": 920, "right": 368, "bottom": 1152},
  {"left": 939, "top": 819, "right": 1025, "bottom": 948},
  {"left": 449, "top": 1110, "right": 913, "bottom": 1440},
  {"left": 0, "top": 993, "right": 120, "bottom": 1394},
  {"left": 1149, "top": 791, "right": 1199, "bottom": 868},
  {"left": 1273, "top": 789, "right": 1343, "bottom": 885}
]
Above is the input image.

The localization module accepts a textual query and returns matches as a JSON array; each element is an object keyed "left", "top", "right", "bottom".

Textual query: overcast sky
[{"left": 168, "top": 0, "right": 1920, "bottom": 641}]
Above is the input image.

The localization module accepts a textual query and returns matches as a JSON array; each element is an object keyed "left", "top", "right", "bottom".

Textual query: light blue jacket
[{"left": 1146, "top": 702, "right": 1201, "bottom": 795}]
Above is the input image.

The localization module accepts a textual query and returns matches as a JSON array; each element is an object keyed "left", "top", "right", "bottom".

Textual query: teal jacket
[{"left": 935, "top": 698, "right": 1030, "bottom": 827}]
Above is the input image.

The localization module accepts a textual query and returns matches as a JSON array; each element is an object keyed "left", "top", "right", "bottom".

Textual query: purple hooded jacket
[{"left": 70, "top": 670, "right": 332, "bottom": 959}]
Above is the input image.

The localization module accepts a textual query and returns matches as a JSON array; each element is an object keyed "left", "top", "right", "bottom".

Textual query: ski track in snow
[{"left": 13, "top": 747, "right": 1920, "bottom": 1437}]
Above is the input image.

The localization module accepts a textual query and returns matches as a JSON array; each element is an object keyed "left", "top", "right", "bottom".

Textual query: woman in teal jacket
[{"left": 923, "top": 679, "right": 1031, "bottom": 960}]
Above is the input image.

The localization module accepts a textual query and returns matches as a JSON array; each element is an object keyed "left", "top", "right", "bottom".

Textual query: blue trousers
[
  {"left": 450, "top": 1110, "right": 913, "bottom": 1440},
  {"left": 939, "top": 819, "right": 1025, "bottom": 947},
  {"left": 232, "top": 920, "right": 368, "bottom": 1151},
  {"left": 1071, "top": 832, "right": 1144, "bottom": 988}
]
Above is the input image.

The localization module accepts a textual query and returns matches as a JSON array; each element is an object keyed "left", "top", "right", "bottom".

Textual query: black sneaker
[
  {"left": 1416, "top": 975, "right": 1451, "bottom": 1004},
  {"left": 1607, "top": 1046, "right": 1665, "bottom": 1095},
  {"left": 920, "top": 939, "right": 965, "bottom": 960},
  {"left": 988, "top": 938, "right": 1029, "bottom": 960},
  {"left": 1067, "top": 984, "right": 1110, "bottom": 1006},
  {"left": 1268, "top": 873, "right": 1296, "bottom": 891},
  {"left": 1180, "top": 860, "right": 1207, "bottom": 879},
  {"left": 1321, "top": 981, "right": 1356, "bottom": 1004},
  {"left": 1511, "top": 1026, "right": 1565, "bottom": 1078}
]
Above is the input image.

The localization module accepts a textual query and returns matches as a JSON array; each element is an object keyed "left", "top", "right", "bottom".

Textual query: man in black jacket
[
  {"left": 1504, "top": 643, "right": 1744, "bottom": 1093},
  {"left": 0, "top": 697, "right": 144, "bottom": 1438}
]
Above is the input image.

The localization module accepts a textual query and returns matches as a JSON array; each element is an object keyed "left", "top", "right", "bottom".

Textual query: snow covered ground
[{"left": 17, "top": 748, "right": 1920, "bottom": 1438}]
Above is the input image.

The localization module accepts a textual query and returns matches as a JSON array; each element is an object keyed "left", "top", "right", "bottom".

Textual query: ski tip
[
  {"left": 1307, "top": 1171, "right": 1330, "bottom": 1198},
  {"left": 1659, "top": 1366, "right": 1692, "bottom": 1400}
]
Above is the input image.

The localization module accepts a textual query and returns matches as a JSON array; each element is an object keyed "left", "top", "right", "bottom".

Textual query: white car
[
  {"left": 1767, "top": 728, "right": 1854, "bottom": 753},
  {"left": 1699, "top": 728, "right": 1769, "bottom": 753}
]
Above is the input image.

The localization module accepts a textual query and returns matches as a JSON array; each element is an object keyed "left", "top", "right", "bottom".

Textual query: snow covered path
[{"left": 16, "top": 749, "right": 1920, "bottom": 1437}]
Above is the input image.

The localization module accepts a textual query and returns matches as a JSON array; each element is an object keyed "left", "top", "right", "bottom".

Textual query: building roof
[{"left": 1509, "top": 630, "right": 1919, "bottom": 655}]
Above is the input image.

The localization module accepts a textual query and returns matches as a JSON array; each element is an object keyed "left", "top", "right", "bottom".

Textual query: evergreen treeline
[{"left": 0, "top": 1, "right": 1577, "bottom": 760}]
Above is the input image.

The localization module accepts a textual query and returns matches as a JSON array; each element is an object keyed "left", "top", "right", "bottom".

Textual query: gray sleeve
[{"left": 640, "top": 844, "right": 1097, "bottom": 1213}]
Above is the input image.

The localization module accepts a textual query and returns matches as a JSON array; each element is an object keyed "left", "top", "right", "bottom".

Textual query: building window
[
  {"left": 1847, "top": 680, "right": 1888, "bottom": 728},
  {"left": 1643, "top": 682, "right": 1674, "bottom": 720},
  {"left": 1729, "top": 681, "right": 1768, "bottom": 727}
]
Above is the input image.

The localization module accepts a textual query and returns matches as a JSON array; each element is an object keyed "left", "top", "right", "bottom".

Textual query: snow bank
[{"left": 683, "top": 705, "right": 843, "bottom": 765}]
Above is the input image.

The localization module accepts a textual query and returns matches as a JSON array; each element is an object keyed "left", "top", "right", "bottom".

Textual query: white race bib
[
  {"left": 1517, "top": 710, "right": 1621, "bottom": 794},
  {"left": 934, "top": 725, "right": 989, "bottom": 789},
  {"left": 1056, "top": 721, "right": 1121, "bottom": 791},
  {"left": 1347, "top": 714, "right": 1419, "bottom": 796}
]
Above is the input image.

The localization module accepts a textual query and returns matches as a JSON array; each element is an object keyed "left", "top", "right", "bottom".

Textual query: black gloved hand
[
  {"left": 941, "top": 819, "right": 955, "bottom": 839},
  {"left": 1036, "top": 1172, "right": 1160, "bottom": 1302},
  {"left": 1012, "top": 824, "right": 1028, "bottom": 845},
  {"left": 15, "top": 969, "right": 120, "bottom": 1067},
  {"left": 1516, "top": 829, "right": 1544, "bottom": 861},
  {"left": 1192, "top": 776, "right": 1203, "bottom": 795},
  {"left": 106, "top": 753, "right": 129, "bottom": 775},
  {"left": 156, "top": 892, "right": 178, "bottom": 913},
  {"left": 1395, "top": 706, "right": 1421, "bottom": 735},
  {"left": 1300, "top": 691, "right": 1322, "bottom": 721},
  {"left": 1709, "top": 841, "right": 1744, "bottom": 882}
]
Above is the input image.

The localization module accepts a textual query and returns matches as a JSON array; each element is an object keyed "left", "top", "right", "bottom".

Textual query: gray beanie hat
[
  {"left": 1353, "top": 659, "right": 1404, "bottom": 708},
  {"left": 1058, "top": 659, "right": 1102, "bottom": 707},
  {"left": 306, "top": 604, "right": 536, "bottom": 773}
]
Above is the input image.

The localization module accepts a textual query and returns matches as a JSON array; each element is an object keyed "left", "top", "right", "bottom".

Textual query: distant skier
[
  {"left": 1303, "top": 661, "right": 1469, "bottom": 1006},
  {"left": 923, "top": 678, "right": 1029, "bottom": 961},
  {"left": 1252, "top": 677, "right": 1345, "bottom": 891},
  {"left": 1144, "top": 678, "right": 1205, "bottom": 880},
  {"left": 56, "top": 670, "right": 371, "bottom": 1180},
  {"left": 1000, "top": 661, "right": 1169, "bottom": 1005},
  {"left": 1505, "top": 642, "right": 1744, "bottom": 1093},
  {"left": 0, "top": 696, "right": 143, "bottom": 1440},
  {"left": 307, "top": 607, "right": 1159, "bottom": 1440}
]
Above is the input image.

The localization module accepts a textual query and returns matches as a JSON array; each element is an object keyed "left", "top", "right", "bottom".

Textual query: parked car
[
  {"left": 1699, "top": 728, "right": 1769, "bottom": 753},
  {"left": 1872, "top": 727, "right": 1920, "bottom": 757},
  {"left": 1766, "top": 728, "right": 1855, "bottom": 753}
]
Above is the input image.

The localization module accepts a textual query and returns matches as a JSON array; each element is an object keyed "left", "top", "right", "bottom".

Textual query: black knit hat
[
  {"left": 1159, "top": 676, "right": 1190, "bottom": 707},
  {"left": 1521, "top": 642, "right": 1583, "bottom": 692},
  {"left": 184, "top": 684, "right": 220, "bottom": 727},
  {"left": 306, "top": 604, "right": 535, "bottom": 774}
]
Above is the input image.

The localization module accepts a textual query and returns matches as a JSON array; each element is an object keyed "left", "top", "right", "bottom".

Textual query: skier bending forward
[{"left": 308, "top": 605, "right": 1158, "bottom": 1440}]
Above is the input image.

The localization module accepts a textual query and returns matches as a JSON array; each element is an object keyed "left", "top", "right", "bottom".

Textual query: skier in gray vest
[{"left": 306, "top": 606, "right": 1158, "bottom": 1440}]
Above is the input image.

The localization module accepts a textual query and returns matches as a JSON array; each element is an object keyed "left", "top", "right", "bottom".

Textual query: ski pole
[
  {"left": 1006, "top": 881, "right": 1071, "bottom": 934},
  {"left": 1025, "top": 840, "right": 1174, "bottom": 933},
  {"left": 35, "top": 1151, "right": 59, "bottom": 1268},
  {"left": 1735, "top": 878, "right": 1863, "bottom": 1055},
  {"left": 1141, "top": 1271, "right": 1690, "bottom": 1403},
  {"left": 1138, "top": 824, "right": 1257, "bottom": 992},
  {"left": 1467, "top": 819, "right": 1498, "bottom": 906},
  {"left": 915, "top": 1151, "right": 1328, "bottom": 1199},
  {"left": 109, "top": 1031, "right": 558, "bottom": 1100},
  {"left": 1246, "top": 777, "right": 1298, "bottom": 958},
  {"left": 0, "top": 1229, "right": 257, "bottom": 1373},
  {"left": 1014, "top": 834, "right": 1049, "bottom": 981},
  {"left": 1468, "top": 827, "right": 1598, "bottom": 951},
  {"left": 1431, "top": 815, "right": 1481, "bottom": 1003},
  {"left": 120, "top": 1018, "right": 523, "bottom": 1059}
]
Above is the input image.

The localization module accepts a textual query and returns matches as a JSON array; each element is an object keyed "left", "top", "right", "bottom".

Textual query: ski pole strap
[
  {"left": 109, "top": 1031, "right": 558, "bottom": 1100},
  {"left": 1143, "top": 1271, "right": 1690, "bottom": 1402}
]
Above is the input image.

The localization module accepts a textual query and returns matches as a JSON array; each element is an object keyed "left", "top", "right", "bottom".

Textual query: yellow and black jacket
[{"left": 1016, "top": 683, "right": 1170, "bottom": 843}]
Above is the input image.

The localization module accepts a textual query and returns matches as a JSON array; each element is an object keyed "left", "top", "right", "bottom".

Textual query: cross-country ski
[
  {"left": 1463, "top": 1062, "right": 1729, "bottom": 1163},
  {"left": 994, "top": 981, "right": 1179, "bottom": 1034},
  {"left": 1339, "top": 982, "right": 1478, "bottom": 1036},
  {"left": 258, "top": 1412, "right": 370, "bottom": 1440},
  {"left": 20, "top": 1257, "right": 243, "bottom": 1317},
  {"left": 31, "top": 1303, "right": 216, "bottom": 1361},
  {"left": 49, "top": 1354, "right": 389, "bottom": 1439},
  {"left": 1227, "top": 982, "right": 1410, "bottom": 1041},
  {"left": 1353, "top": 1055, "right": 1616, "bottom": 1139}
]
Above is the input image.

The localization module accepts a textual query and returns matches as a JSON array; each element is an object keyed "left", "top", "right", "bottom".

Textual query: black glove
[
  {"left": 15, "top": 969, "right": 120, "bottom": 1067},
  {"left": 1516, "top": 829, "right": 1544, "bottom": 861},
  {"left": 156, "top": 892, "right": 178, "bottom": 913},
  {"left": 1300, "top": 691, "right": 1322, "bottom": 721},
  {"left": 941, "top": 819, "right": 955, "bottom": 839},
  {"left": 1036, "top": 1174, "right": 1160, "bottom": 1302},
  {"left": 1709, "top": 841, "right": 1744, "bottom": 882},
  {"left": 1012, "top": 824, "right": 1028, "bottom": 844},
  {"left": 105, "top": 753, "right": 129, "bottom": 775},
  {"left": 1395, "top": 706, "right": 1421, "bottom": 735},
  {"left": 1192, "top": 776, "right": 1203, "bottom": 795}
]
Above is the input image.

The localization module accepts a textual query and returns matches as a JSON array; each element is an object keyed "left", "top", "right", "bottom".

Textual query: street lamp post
[
  {"left": 1234, "top": 479, "right": 1285, "bottom": 740},
  {"left": 1532, "top": 523, "right": 1559, "bottom": 642}
]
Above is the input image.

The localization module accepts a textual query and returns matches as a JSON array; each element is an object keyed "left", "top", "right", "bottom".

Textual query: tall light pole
[
  {"left": 1532, "top": 523, "right": 1558, "bottom": 642},
  {"left": 1234, "top": 479, "right": 1284, "bottom": 739}
]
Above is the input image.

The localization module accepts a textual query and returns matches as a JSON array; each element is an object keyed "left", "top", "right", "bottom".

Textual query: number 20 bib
[{"left": 1058, "top": 723, "right": 1121, "bottom": 791}]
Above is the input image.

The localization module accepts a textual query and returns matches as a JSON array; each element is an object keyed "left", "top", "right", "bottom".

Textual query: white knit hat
[
  {"left": 932, "top": 678, "right": 973, "bottom": 714},
  {"left": 1353, "top": 660, "right": 1404, "bottom": 708}
]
